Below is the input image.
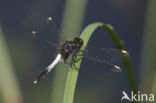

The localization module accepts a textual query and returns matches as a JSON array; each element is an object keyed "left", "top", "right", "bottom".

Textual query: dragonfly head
[{"left": 74, "top": 37, "right": 83, "bottom": 48}]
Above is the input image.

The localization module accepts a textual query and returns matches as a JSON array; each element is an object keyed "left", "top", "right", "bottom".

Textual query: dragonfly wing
[{"left": 79, "top": 45, "right": 129, "bottom": 72}]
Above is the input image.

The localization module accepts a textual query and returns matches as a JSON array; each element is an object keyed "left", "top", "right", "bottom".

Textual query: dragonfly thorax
[{"left": 58, "top": 37, "right": 83, "bottom": 61}]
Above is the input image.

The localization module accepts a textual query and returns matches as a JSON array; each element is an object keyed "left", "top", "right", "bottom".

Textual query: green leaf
[{"left": 63, "top": 22, "right": 137, "bottom": 103}]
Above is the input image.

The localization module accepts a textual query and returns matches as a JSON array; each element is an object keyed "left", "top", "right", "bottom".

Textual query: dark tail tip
[{"left": 33, "top": 69, "right": 49, "bottom": 84}]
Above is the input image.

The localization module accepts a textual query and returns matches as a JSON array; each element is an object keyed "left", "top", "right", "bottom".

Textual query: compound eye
[
  {"left": 74, "top": 37, "right": 79, "bottom": 41},
  {"left": 80, "top": 39, "right": 83, "bottom": 43},
  {"left": 79, "top": 39, "right": 83, "bottom": 45}
]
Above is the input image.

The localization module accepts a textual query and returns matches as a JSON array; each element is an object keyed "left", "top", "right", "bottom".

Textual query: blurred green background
[{"left": 0, "top": 0, "right": 156, "bottom": 103}]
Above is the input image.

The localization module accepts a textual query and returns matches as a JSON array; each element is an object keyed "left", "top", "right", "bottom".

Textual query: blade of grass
[
  {"left": 0, "top": 24, "right": 23, "bottom": 103},
  {"left": 61, "top": 0, "right": 88, "bottom": 37},
  {"left": 63, "top": 22, "right": 137, "bottom": 103},
  {"left": 140, "top": 0, "right": 156, "bottom": 95}
]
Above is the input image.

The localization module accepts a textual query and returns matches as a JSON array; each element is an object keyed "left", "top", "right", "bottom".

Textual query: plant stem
[{"left": 63, "top": 22, "right": 137, "bottom": 103}]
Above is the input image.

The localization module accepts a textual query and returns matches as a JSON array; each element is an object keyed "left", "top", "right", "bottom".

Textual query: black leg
[
  {"left": 64, "top": 60, "right": 71, "bottom": 65},
  {"left": 66, "top": 52, "right": 81, "bottom": 70},
  {"left": 71, "top": 52, "right": 85, "bottom": 70},
  {"left": 73, "top": 53, "right": 84, "bottom": 63},
  {"left": 63, "top": 50, "right": 84, "bottom": 70},
  {"left": 71, "top": 63, "right": 79, "bottom": 70},
  {"left": 71, "top": 53, "right": 79, "bottom": 70}
]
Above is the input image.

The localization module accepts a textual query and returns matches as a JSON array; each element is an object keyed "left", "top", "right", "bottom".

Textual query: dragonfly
[{"left": 32, "top": 17, "right": 128, "bottom": 84}]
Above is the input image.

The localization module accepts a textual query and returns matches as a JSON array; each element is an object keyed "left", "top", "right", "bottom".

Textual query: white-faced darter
[{"left": 32, "top": 17, "right": 129, "bottom": 84}]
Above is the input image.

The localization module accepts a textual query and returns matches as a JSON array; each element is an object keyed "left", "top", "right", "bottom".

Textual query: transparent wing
[
  {"left": 79, "top": 45, "right": 129, "bottom": 72},
  {"left": 31, "top": 17, "right": 65, "bottom": 57},
  {"left": 31, "top": 17, "right": 65, "bottom": 44},
  {"left": 31, "top": 17, "right": 77, "bottom": 50}
]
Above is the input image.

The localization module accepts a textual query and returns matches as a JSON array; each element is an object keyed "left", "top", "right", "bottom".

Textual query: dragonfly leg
[
  {"left": 64, "top": 51, "right": 84, "bottom": 70},
  {"left": 63, "top": 54, "right": 79, "bottom": 70},
  {"left": 72, "top": 53, "right": 80, "bottom": 70},
  {"left": 71, "top": 52, "right": 85, "bottom": 70},
  {"left": 74, "top": 52, "right": 84, "bottom": 62},
  {"left": 64, "top": 60, "right": 71, "bottom": 65},
  {"left": 78, "top": 50, "right": 85, "bottom": 54},
  {"left": 64, "top": 61, "right": 78, "bottom": 70},
  {"left": 70, "top": 63, "right": 79, "bottom": 70}
]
